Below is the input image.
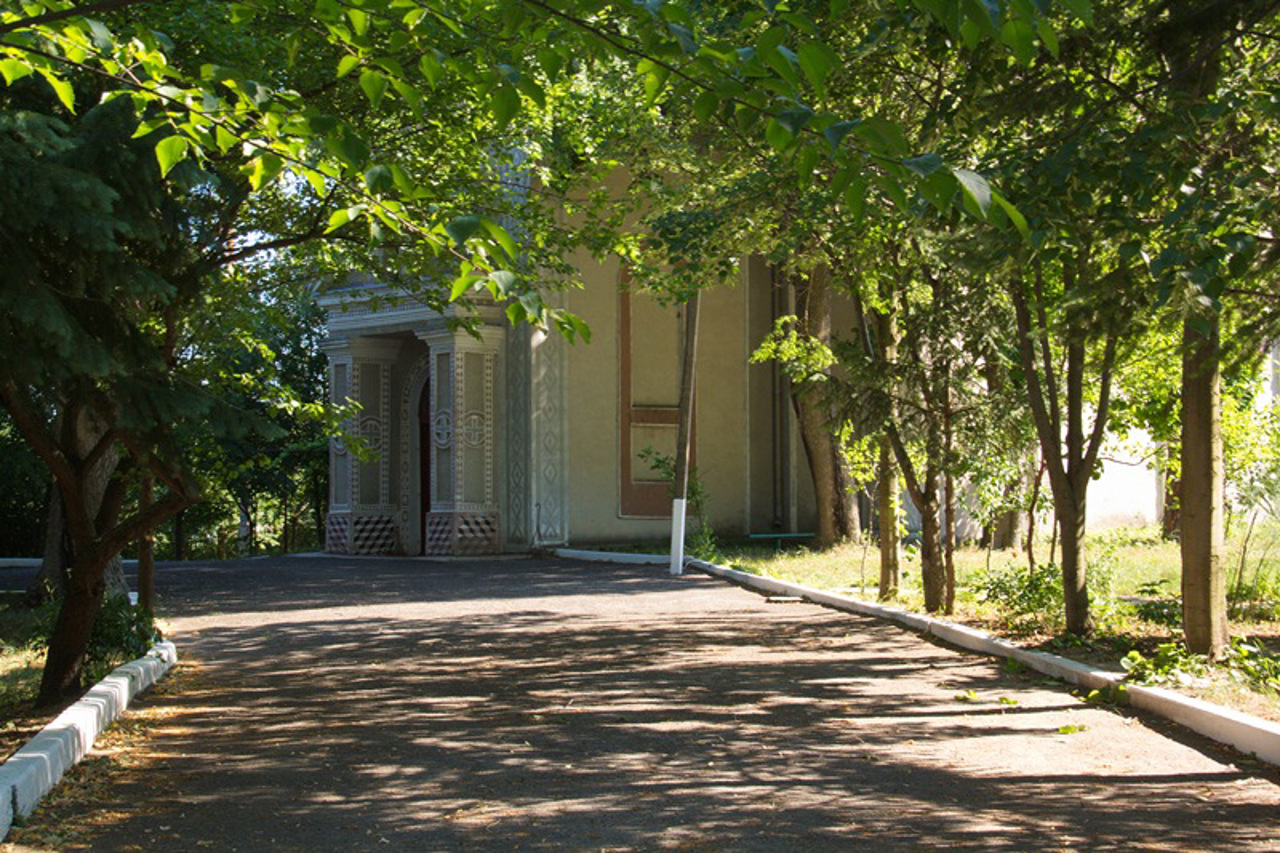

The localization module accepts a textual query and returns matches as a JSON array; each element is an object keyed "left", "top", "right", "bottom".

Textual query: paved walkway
[{"left": 31, "top": 556, "right": 1280, "bottom": 849}]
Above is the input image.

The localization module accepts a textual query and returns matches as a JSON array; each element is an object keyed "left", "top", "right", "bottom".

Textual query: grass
[{"left": 0, "top": 592, "right": 67, "bottom": 759}]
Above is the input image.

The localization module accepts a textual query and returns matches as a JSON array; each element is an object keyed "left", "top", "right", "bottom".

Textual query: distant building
[{"left": 319, "top": 256, "right": 825, "bottom": 555}]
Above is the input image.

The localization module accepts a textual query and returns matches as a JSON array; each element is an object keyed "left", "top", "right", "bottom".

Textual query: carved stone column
[{"left": 418, "top": 326, "right": 503, "bottom": 555}]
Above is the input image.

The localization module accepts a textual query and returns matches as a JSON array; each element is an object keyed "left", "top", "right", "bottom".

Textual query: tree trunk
[
  {"left": 1161, "top": 470, "right": 1181, "bottom": 540},
  {"left": 38, "top": 549, "right": 109, "bottom": 705},
  {"left": 875, "top": 309, "right": 900, "bottom": 600},
  {"left": 28, "top": 425, "right": 125, "bottom": 604},
  {"left": 1056, "top": 494, "right": 1094, "bottom": 635},
  {"left": 833, "top": 452, "right": 861, "bottom": 543},
  {"left": 1181, "top": 317, "right": 1228, "bottom": 657},
  {"left": 918, "top": 483, "right": 945, "bottom": 613},
  {"left": 794, "top": 393, "right": 841, "bottom": 548},
  {"left": 173, "top": 509, "right": 186, "bottom": 560},
  {"left": 943, "top": 379, "right": 956, "bottom": 614},
  {"left": 992, "top": 510, "right": 1022, "bottom": 550},
  {"left": 238, "top": 501, "right": 253, "bottom": 557},
  {"left": 877, "top": 436, "right": 900, "bottom": 600},
  {"left": 790, "top": 265, "right": 854, "bottom": 549}
]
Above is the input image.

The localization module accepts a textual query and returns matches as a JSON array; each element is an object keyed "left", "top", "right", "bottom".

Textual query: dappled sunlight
[{"left": 26, "top": 555, "right": 1280, "bottom": 850}]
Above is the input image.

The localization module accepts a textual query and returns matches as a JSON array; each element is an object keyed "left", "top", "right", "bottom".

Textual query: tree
[{"left": 0, "top": 0, "right": 1084, "bottom": 697}]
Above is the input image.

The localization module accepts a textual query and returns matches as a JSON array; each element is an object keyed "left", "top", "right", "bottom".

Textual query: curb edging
[
  {"left": 0, "top": 641, "right": 178, "bottom": 840},
  {"left": 553, "top": 548, "right": 1280, "bottom": 768},
  {"left": 553, "top": 549, "right": 668, "bottom": 566},
  {"left": 683, "top": 559, "right": 1280, "bottom": 767}
]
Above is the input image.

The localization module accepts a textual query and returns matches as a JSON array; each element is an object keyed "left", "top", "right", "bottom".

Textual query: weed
[
  {"left": 1132, "top": 579, "right": 1183, "bottom": 627},
  {"left": 1121, "top": 642, "right": 1210, "bottom": 687},
  {"left": 1224, "top": 638, "right": 1280, "bottom": 694}
]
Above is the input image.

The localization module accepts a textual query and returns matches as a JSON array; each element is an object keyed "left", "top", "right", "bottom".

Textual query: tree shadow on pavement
[{"left": 67, "top": 560, "right": 1280, "bottom": 852}]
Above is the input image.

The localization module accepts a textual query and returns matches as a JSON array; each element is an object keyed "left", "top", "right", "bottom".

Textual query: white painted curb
[
  {"left": 556, "top": 550, "right": 1280, "bottom": 769},
  {"left": 553, "top": 548, "right": 668, "bottom": 566},
  {"left": 680, "top": 558, "right": 1280, "bottom": 767},
  {"left": 0, "top": 641, "right": 177, "bottom": 840}
]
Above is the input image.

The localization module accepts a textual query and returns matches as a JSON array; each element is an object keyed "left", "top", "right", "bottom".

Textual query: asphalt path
[{"left": 18, "top": 555, "right": 1280, "bottom": 850}]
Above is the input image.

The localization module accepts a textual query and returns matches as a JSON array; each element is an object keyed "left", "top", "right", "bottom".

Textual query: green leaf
[
  {"left": 1035, "top": 17, "right": 1060, "bottom": 57},
  {"left": 155, "top": 135, "right": 189, "bottom": 178},
  {"left": 644, "top": 66, "right": 670, "bottom": 108},
  {"left": 419, "top": 52, "right": 444, "bottom": 87},
  {"left": 327, "top": 207, "right": 354, "bottom": 232},
  {"left": 446, "top": 215, "right": 482, "bottom": 248},
  {"left": 992, "top": 190, "right": 1029, "bottom": 239},
  {"left": 669, "top": 23, "right": 698, "bottom": 54},
  {"left": 1001, "top": 16, "right": 1036, "bottom": 66},
  {"left": 856, "top": 116, "right": 910, "bottom": 157},
  {"left": 797, "top": 42, "right": 836, "bottom": 101},
  {"left": 43, "top": 73, "right": 75, "bottom": 112},
  {"left": 248, "top": 152, "right": 283, "bottom": 190},
  {"left": 764, "top": 44, "right": 800, "bottom": 88},
  {"left": 844, "top": 176, "right": 867, "bottom": 220},
  {"left": 450, "top": 275, "right": 479, "bottom": 301},
  {"left": 479, "top": 217, "right": 518, "bottom": 260},
  {"left": 0, "top": 59, "right": 32, "bottom": 85},
  {"left": 875, "top": 173, "right": 908, "bottom": 210},
  {"left": 516, "top": 75, "right": 546, "bottom": 109},
  {"left": 337, "top": 54, "right": 361, "bottom": 78},
  {"left": 919, "top": 170, "right": 955, "bottom": 211},
  {"left": 359, "top": 69, "right": 388, "bottom": 108},
  {"left": 757, "top": 25, "right": 788, "bottom": 56},
  {"left": 823, "top": 120, "right": 860, "bottom": 151},
  {"left": 795, "top": 145, "right": 820, "bottom": 186},
  {"left": 215, "top": 125, "right": 238, "bottom": 154},
  {"left": 364, "top": 164, "right": 393, "bottom": 194},
  {"left": 693, "top": 90, "right": 719, "bottom": 122},
  {"left": 903, "top": 153, "right": 944, "bottom": 177},
  {"left": 392, "top": 79, "right": 424, "bottom": 116},
  {"left": 776, "top": 106, "right": 813, "bottom": 135},
  {"left": 347, "top": 7, "right": 370, "bottom": 36},
  {"left": 951, "top": 167, "right": 992, "bottom": 216},
  {"left": 491, "top": 81, "right": 520, "bottom": 128},
  {"left": 766, "top": 117, "right": 794, "bottom": 152},
  {"left": 488, "top": 270, "right": 519, "bottom": 298}
]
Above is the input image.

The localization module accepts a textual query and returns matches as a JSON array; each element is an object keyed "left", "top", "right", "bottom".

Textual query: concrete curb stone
[
  {"left": 558, "top": 548, "right": 1280, "bottom": 768},
  {"left": 554, "top": 549, "right": 667, "bottom": 566},
  {"left": 0, "top": 641, "right": 177, "bottom": 840}
]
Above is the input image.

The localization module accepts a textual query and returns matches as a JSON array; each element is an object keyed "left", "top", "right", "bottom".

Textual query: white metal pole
[{"left": 670, "top": 498, "right": 687, "bottom": 575}]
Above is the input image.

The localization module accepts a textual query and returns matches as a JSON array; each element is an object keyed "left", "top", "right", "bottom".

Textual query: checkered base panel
[
  {"left": 325, "top": 513, "right": 351, "bottom": 553},
  {"left": 425, "top": 511, "right": 500, "bottom": 556},
  {"left": 326, "top": 513, "right": 398, "bottom": 555}
]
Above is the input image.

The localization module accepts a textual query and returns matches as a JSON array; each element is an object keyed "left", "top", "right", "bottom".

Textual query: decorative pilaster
[
  {"left": 418, "top": 326, "right": 503, "bottom": 555},
  {"left": 322, "top": 336, "right": 402, "bottom": 555}
]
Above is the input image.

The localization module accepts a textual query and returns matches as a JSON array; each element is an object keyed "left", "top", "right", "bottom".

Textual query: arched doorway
[{"left": 418, "top": 379, "right": 431, "bottom": 554}]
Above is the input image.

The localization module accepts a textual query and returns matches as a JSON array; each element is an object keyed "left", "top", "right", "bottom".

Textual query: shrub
[
  {"left": 974, "top": 561, "right": 1062, "bottom": 616},
  {"left": 30, "top": 593, "right": 159, "bottom": 685}
]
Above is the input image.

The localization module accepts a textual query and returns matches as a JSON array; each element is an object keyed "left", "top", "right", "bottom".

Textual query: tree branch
[{"left": 0, "top": 0, "right": 147, "bottom": 37}]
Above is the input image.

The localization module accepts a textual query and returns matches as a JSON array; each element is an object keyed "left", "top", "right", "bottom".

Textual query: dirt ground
[{"left": 5, "top": 555, "right": 1280, "bottom": 851}]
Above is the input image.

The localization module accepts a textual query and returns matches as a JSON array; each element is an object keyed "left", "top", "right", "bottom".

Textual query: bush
[
  {"left": 974, "top": 561, "right": 1062, "bottom": 617},
  {"left": 30, "top": 593, "right": 159, "bottom": 685}
]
